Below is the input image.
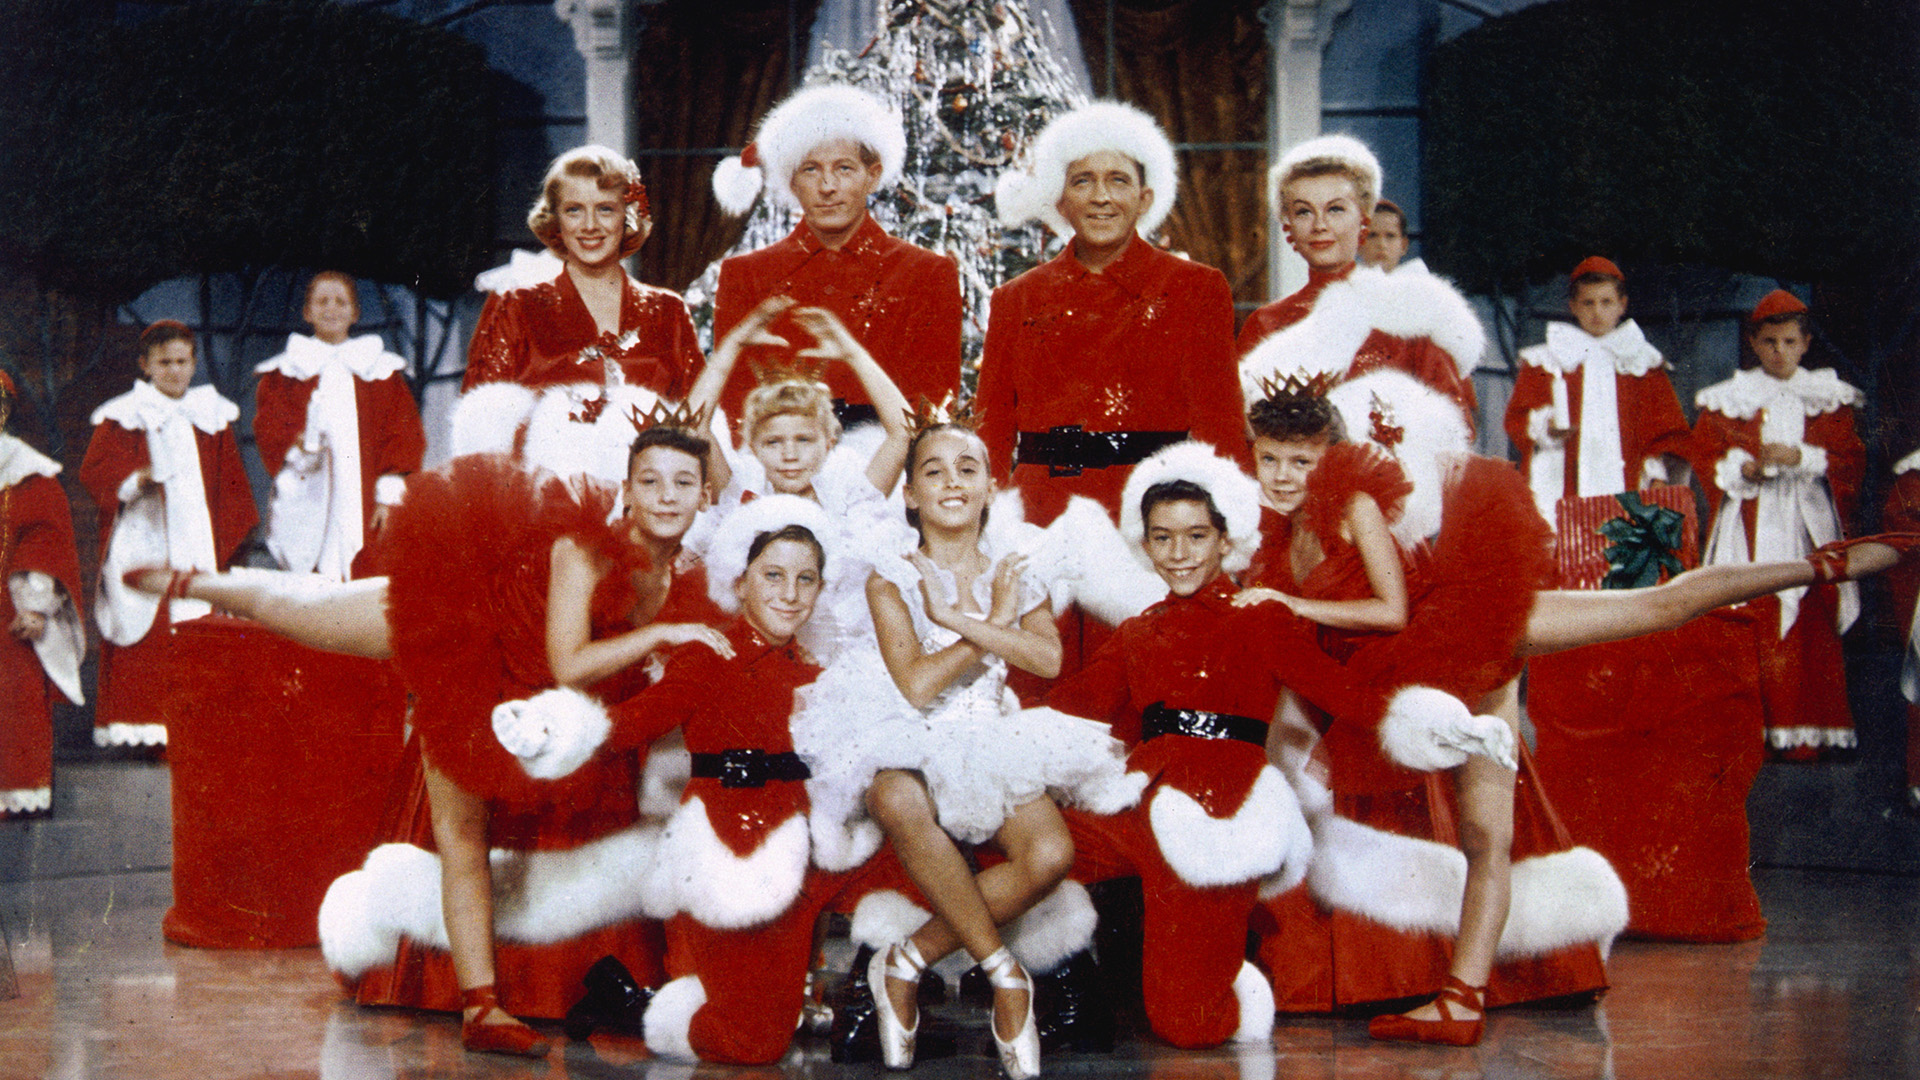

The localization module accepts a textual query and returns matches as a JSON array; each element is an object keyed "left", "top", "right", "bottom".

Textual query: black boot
[
  {"left": 829, "top": 945, "right": 882, "bottom": 1063},
  {"left": 563, "top": 955, "right": 654, "bottom": 1041},
  {"left": 1033, "top": 948, "right": 1117, "bottom": 1053}
]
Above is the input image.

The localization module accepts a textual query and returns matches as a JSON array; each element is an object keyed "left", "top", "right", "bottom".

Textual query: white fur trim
[
  {"left": 1117, "top": 441, "right": 1262, "bottom": 575},
  {"left": 643, "top": 798, "right": 810, "bottom": 928},
  {"left": 373, "top": 474, "right": 407, "bottom": 506},
  {"left": 1325, "top": 371, "right": 1471, "bottom": 546},
  {"left": 1001, "top": 880, "right": 1098, "bottom": 975},
  {"left": 996, "top": 100, "right": 1179, "bottom": 238},
  {"left": 0, "top": 433, "right": 60, "bottom": 490},
  {"left": 1378, "top": 686, "right": 1517, "bottom": 772},
  {"left": 1231, "top": 960, "right": 1276, "bottom": 1044},
  {"left": 1239, "top": 264, "right": 1485, "bottom": 395},
  {"left": 317, "top": 826, "right": 664, "bottom": 979},
  {"left": 473, "top": 248, "right": 565, "bottom": 294},
  {"left": 703, "top": 494, "right": 838, "bottom": 614},
  {"left": 1696, "top": 366, "right": 1863, "bottom": 421},
  {"left": 643, "top": 976, "right": 708, "bottom": 1062},
  {"left": 493, "top": 687, "right": 612, "bottom": 780},
  {"left": 93, "top": 722, "right": 166, "bottom": 747},
  {"left": 0, "top": 786, "right": 51, "bottom": 815},
  {"left": 1790, "top": 443, "right": 1829, "bottom": 478},
  {"left": 848, "top": 889, "right": 932, "bottom": 951},
  {"left": 91, "top": 382, "right": 238, "bottom": 435},
  {"left": 737, "top": 83, "right": 905, "bottom": 214},
  {"left": 640, "top": 731, "right": 691, "bottom": 819},
  {"left": 807, "top": 807, "right": 885, "bottom": 873},
  {"left": 1306, "top": 815, "right": 1627, "bottom": 959},
  {"left": 448, "top": 382, "right": 537, "bottom": 458},
  {"left": 1269, "top": 134, "right": 1382, "bottom": 219},
  {"left": 1896, "top": 448, "right": 1920, "bottom": 475},
  {"left": 710, "top": 155, "right": 767, "bottom": 216},
  {"left": 1025, "top": 497, "right": 1167, "bottom": 623},
  {"left": 1714, "top": 448, "right": 1765, "bottom": 502},
  {"left": 1149, "top": 765, "right": 1307, "bottom": 888}
]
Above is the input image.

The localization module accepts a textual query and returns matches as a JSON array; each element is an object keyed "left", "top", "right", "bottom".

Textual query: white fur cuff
[
  {"left": 1526, "top": 405, "right": 1564, "bottom": 449},
  {"left": 1789, "top": 443, "right": 1829, "bottom": 478},
  {"left": 1001, "top": 881, "right": 1097, "bottom": 975},
  {"left": 1714, "top": 448, "right": 1765, "bottom": 501},
  {"left": 643, "top": 975, "right": 708, "bottom": 1061},
  {"left": 374, "top": 474, "right": 408, "bottom": 506},
  {"left": 493, "top": 688, "right": 612, "bottom": 780},
  {"left": 1379, "top": 686, "right": 1517, "bottom": 772},
  {"left": 1231, "top": 960, "right": 1276, "bottom": 1044}
]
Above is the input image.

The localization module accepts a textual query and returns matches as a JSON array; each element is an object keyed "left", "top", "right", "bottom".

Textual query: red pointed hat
[
  {"left": 1570, "top": 255, "right": 1623, "bottom": 281},
  {"left": 1750, "top": 289, "right": 1808, "bottom": 323}
]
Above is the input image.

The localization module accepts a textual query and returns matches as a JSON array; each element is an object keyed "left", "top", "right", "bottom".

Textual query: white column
[
  {"left": 1265, "top": 0, "right": 1354, "bottom": 299},
  {"left": 555, "top": 0, "right": 634, "bottom": 157}
]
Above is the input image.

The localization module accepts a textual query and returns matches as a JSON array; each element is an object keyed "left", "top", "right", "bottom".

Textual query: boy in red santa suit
[
  {"left": 254, "top": 271, "right": 425, "bottom": 579},
  {"left": 0, "top": 371, "right": 86, "bottom": 818},
  {"left": 1691, "top": 290, "right": 1865, "bottom": 759},
  {"left": 1031, "top": 440, "right": 1507, "bottom": 1050},
  {"left": 81, "top": 321, "right": 256, "bottom": 751},
  {"left": 1237, "top": 135, "right": 1482, "bottom": 430},
  {"left": 709, "top": 84, "right": 961, "bottom": 430},
  {"left": 1506, "top": 257, "right": 1691, "bottom": 527}
]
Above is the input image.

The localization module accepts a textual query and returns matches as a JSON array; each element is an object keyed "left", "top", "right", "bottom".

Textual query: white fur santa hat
[
  {"left": 995, "top": 100, "right": 1179, "bottom": 239},
  {"left": 704, "top": 494, "right": 839, "bottom": 613},
  {"left": 711, "top": 83, "right": 907, "bottom": 216},
  {"left": 1118, "top": 441, "right": 1262, "bottom": 575},
  {"left": 1267, "top": 133, "right": 1382, "bottom": 216}
]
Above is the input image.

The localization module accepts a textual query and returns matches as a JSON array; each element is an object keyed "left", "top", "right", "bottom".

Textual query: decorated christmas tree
[{"left": 684, "top": 0, "right": 1085, "bottom": 394}]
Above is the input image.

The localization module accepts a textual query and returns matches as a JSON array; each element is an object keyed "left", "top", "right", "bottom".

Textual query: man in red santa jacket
[{"left": 710, "top": 84, "right": 962, "bottom": 430}]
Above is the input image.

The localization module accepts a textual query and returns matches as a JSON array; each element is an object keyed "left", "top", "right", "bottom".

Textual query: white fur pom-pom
[
  {"left": 1231, "top": 960, "right": 1276, "bottom": 1044},
  {"left": 493, "top": 687, "right": 612, "bottom": 780},
  {"left": 1379, "top": 686, "right": 1517, "bottom": 772},
  {"left": 711, "top": 155, "right": 764, "bottom": 216},
  {"left": 643, "top": 975, "right": 708, "bottom": 1062},
  {"left": 995, "top": 169, "right": 1040, "bottom": 228}
]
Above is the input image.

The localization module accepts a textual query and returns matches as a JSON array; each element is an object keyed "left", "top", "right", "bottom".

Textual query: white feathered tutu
[{"left": 792, "top": 491, "right": 1137, "bottom": 869}]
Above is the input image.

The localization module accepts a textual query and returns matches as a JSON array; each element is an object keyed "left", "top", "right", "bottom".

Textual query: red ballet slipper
[
  {"left": 460, "top": 985, "right": 550, "bottom": 1058},
  {"left": 1805, "top": 533, "right": 1920, "bottom": 583},
  {"left": 1368, "top": 975, "right": 1485, "bottom": 1047},
  {"left": 121, "top": 566, "right": 197, "bottom": 600}
]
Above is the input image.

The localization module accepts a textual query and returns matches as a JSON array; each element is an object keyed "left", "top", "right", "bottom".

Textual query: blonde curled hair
[
  {"left": 740, "top": 379, "right": 841, "bottom": 446},
  {"left": 527, "top": 145, "right": 650, "bottom": 259}
]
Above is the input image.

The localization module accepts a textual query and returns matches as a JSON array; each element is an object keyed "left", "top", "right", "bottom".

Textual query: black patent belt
[
  {"left": 1140, "top": 702, "right": 1266, "bottom": 747},
  {"left": 689, "top": 749, "right": 812, "bottom": 788},
  {"left": 1015, "top": 426, "right": 1188, "bottom": 476}
]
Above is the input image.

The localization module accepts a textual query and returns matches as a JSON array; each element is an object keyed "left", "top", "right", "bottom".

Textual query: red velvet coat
[
  {"left": 1046, "top": 576, "right": 1367, "bottom": 818},
  {"left": 1505, "top": 361, "right": 1691, "bottom": 502},
  {"left": 464, "top": 270, "right": 704, "bottom": 395},
  {"left": 0, "top": 469, "right": 85, "bottom": 813},
  {"left": 254, "top": 368, "right": 425, "bottom": 541},
  {"left": 78, "top": 419, "right": 255, "bottom": 568},
  {"left": 976, "top": 237, "right": 1244, "bottom": 525},
  {"left": 713, "top": 216, "right": 961, "bottom": 424}
]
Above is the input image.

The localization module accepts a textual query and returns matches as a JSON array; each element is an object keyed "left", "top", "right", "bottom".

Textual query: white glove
[{"left": 491, "top": 687, "right": 612, "bottom": 780}]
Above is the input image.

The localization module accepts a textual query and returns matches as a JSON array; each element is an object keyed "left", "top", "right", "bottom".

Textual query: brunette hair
[
  {"left": 527, "top": 146, "right": 650, "bottom": 258},
  {"left": 903, "top": 423, "right": 991, "bottom": 537},
  {"left": 1371, "top": 198, "right": 1406, "bottom": 232},
  {"left": 740, "top": 379, "right": 841, "bottom": 445},
  {"left": 1140, "top": 479, "right": 1226, "bottom": 532},
  {"left": 628, "top": 426, "right": 711, "bottom": 482},
  {"left": 746, "top": 523, "right": 826, "bottom": 575},
  {"left": 1247, "top": 395, "right": 1345, "bottom": 445},
  {"left": 1570, "top": 272, "right": 1625, "bottom": 299}
]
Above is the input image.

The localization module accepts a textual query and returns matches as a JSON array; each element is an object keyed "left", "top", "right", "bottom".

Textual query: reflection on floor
[{"left": 3, "top": 764, "right": 1918, "bottom": 1079}]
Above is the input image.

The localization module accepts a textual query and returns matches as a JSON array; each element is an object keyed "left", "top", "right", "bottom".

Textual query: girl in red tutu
[{"left": 125, "top": 425, "right": 726, "bottom": 1058}]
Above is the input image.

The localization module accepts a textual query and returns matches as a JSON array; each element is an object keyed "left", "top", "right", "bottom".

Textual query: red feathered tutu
[{"left": 382, "top": 453, "right": 644, "bottom": 808}]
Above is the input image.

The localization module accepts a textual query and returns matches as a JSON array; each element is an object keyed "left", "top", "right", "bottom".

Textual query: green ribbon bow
[{"left": 1599, "top": 491, "right": 1686, "bottom": 589}]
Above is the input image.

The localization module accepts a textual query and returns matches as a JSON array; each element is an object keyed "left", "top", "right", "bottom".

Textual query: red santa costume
[
  {"left": 81, "top": 379, "right": 255, "bottom": 749},
  {"left": 1507, "top": 276, "right": 1691, "bottom": 526},
  {"left": 1691, "top": 294, "right": 1865, "bottom": 756},
  {"left": 463, "top": 266, "right": 703, "bottom": 397},
  {"left": 1033, "top": 440, "right": 1481, "bottom": 1049},
  {"left": 1239, "top": 374, "right": 1622, "bottom": 1010},
  {"left": 1237, "top": 137, "right": 1482, "bottom": 428},
  {"left": 254, "top": 332, "right": 425, "bottom": 579},
  {"left": 486, "top": 495, "right": 907, "bottom": 1064},
  {"left": 0, "top": 424, "right": 85, "bottom": 818},
  {"left": 979, "top": 102, "right": 1245, "bottom": 529},
  {"left": 709, "top": 84, "right": 959, "bottom": 426},
  {"left": 318, "top": 453, "right": 718, "bottom": 1020}
]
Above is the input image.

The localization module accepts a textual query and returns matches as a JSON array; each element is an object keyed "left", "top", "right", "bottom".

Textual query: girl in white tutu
[{"left": 796, "top": 419, "right": 1135, "bottom": 1079}]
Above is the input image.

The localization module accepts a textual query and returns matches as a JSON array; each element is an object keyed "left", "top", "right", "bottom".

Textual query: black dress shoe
[
  {"left": 1034, "top": 949, "right": 1116, "bottom": 1053},
  {"left": 563, "top": 955, "right": 654, "bottom": 1041}
]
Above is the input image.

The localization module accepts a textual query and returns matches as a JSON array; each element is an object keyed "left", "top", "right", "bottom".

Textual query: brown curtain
[
  {"left": 1065, "top": 0, "right": 1272, "bottom": 315},
  {"left": 631, "top": 0, "right": 825, "bottom": 293}
]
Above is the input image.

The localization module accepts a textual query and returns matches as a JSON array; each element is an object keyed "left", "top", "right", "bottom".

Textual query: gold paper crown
[
  {"left": 1253, "top": 370, "right": 1341, "bottom": 406},
  {"left": 626, "top": 397, "right": 715, "bottom": 436},
  {"left": 901, "top": 393, "right": 981, "bottom": 439},
  {"left": 749, "top": 352, "right": 831, "bottom": 388}
]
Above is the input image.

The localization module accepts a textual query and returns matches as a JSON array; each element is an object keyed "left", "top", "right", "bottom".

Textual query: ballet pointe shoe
[
  {"left": 460, "top": 984, "right": 550, "bottom": 1058},
  {"left": 869, "top": 939, "right": 926, "bottom": 1070},
  {"left": 1368, "top": 975, "right": 1485, "bottom": 1047},
  {"left": 1805, "top": 532, "right": 1920, "bottom": 583},
  {"left": 981, "top": 946, "right": 1040, "bottom": 1080},
  {"left": 122, "top": 566, "right": 196, "bottom": 599}
]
